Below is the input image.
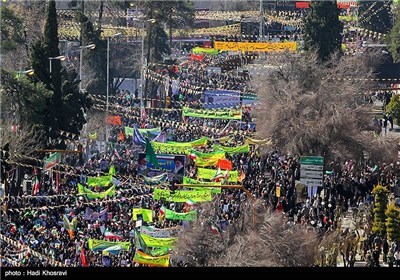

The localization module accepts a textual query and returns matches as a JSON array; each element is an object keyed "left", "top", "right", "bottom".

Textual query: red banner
[{"left": 295, "top": 2, "right": 309, "bottom": 8}]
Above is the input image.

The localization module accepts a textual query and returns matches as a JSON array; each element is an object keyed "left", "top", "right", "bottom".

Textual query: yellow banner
[
  {"left": 133, "top": 250, "right": 170, "bottom": 267},
  {"left": 214, "top": 41, "right": 297, "bottom": 53}
]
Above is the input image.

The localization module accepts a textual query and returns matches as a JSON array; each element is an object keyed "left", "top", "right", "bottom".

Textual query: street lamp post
[
  {"left": 49, "top": 55, "right": 66, "bottom": 75},
  {"left": 78, "top": 44, "right": 96, "bottom": 92},
  {"left": 132, "top": 18, "right": 155, "bottom": 108},
  {"left": 105, "top": 33, "right": 122, "bottom": 147}
]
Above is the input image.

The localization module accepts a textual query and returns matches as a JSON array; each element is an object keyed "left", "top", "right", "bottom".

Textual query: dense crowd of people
[{"left": 1, "top": 43, "right": 399, "bottom": 268}]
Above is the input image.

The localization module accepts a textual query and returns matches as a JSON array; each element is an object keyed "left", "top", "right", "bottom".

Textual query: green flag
[
  {"left": 109, "top": 165, "right": 116, "bottom": 176},
  {"left": 146, "top": 138, "right": 159, "bottom": 168}
]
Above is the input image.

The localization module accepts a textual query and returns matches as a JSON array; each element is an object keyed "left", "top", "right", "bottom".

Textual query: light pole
[
  {"left": 132, "top": 18, "right": 155, "bottom": 108},
  {"left": 106, "top": 33, "right": 122, "bottom": 148},
  {"left": 49, "top": 55, "right": 66, "bottom": 75},
  {"left": 78, "top": 43, "right": 96, "bottom": 92}
]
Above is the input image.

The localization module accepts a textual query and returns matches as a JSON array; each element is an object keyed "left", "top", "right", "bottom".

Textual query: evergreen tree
[
  {"left": 385, "top": 203, "right": 400, "bottom": 242},
  {"left": 386, "top": 4, "right": 400, "bottom": 62},
  {"left": 386, "top": 94, "right": 400, "bottom": 125},
  {"left": 371, "top": 184, "right": 390, "bottom": 236},
  {"left": 303, "top": 1, "right": 343, "bottom": 62},
  {"left": 75, "top": 10, "right": 106, "bottom": 95},
  {"left": 44, "top": 0, "right": 62, "bottom": 97}
]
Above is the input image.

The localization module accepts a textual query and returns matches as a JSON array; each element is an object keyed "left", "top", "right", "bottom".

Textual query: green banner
[
  {"left": 182, "top": 107, "right": 242, "bottom": 120},
  {"left": 197, "top": 168, "right": 238, "bottom": 183},
  {"left": 183, "top": 177, "right": 222, "bottom": 194},
  {"left": 152, "top": 137, "right": 208, "bottom": 154},
  {"left": 192, "top": 47, "right": 219, "bottom": 55},
  {"left": 165, "top": 208, "right": 197, "bottom": 221},
  {"left": 153, "top": 188, "right": 212, "bottom": 202},
  {"left": 189, "top": 149, "right": 225, "bottom": 159},
  {"left": 133, "top": 250, "right": 170, "bottom": 267},
  {"left": 140, "top": 232, "right": 177, "bottom": 248},
  {"left": 132, "top": 208, "right": 153, "bottom": 222},
  {"left": 213, "top": 144, "right": 250, "bottom": 154},
  {"left": 142, "top": 173, "right": 168, "bottom": 185},
  {"left": 125, "top": 126, "right": 161, "bottom": 137},
  {"left": 88, "top": 239, "right": 131, "bottom": 252},
  {"left": 77, "top": 184, "right": 116, "bottom": 200},
  {"left": 87, "top": 175, "right": 113, "bottom": 187},
  {"left": 149, "top": 247, "right": 169, "bottom": 257}
]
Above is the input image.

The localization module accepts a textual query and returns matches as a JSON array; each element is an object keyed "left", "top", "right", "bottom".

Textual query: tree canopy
[{"left": 303, "top": 1, "right": 343, "bottom": 61}]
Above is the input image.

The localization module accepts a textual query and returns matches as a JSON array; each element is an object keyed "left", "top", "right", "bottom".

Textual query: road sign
[
  {"left": 300, "top": 178, "right": 323, "bottom": 186},
  {"left": 300, "top": 156, "right": 324, "bottom": 165},
  {"left": 301, "top": 170, "right": 324, "bottom": 178},
  {"left": 300, "top": 156, "right": 324, "bottom": 187},
  {"left": 300, "top": 165, "right": 324, "bottom": 171}
]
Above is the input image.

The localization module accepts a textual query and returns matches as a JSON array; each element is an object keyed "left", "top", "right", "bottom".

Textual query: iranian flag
[
  {"left": 221, "top": 169, "right": 230, "bottom": 184},
  {"left": 189, "top": 151, "right": 197, "bottom": 161},
  {"left": 31, "top": 169, "right": 40, "bottom": 196},
  {"left": 159, "top": 206, "right": 166, "bottom": 222},
  {"left": 44, "top": 152, "right": 61, "bottom": 170},
  {"left": 104, "top": 230, "right": 123, "bottom": 241},
  {"left": 212, "top": 167, "right": 224, "bottom": 182},
  {"left": 184, "top": 198, "right": 197, "bottom": 212}
]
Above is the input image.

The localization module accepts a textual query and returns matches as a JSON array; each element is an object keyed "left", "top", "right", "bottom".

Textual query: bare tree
[
  {"left": 171, "top": 199, "right": 320, "bottom": 267},
  {"left": 252, "top": 51, "right": 398, "bottom": 164}
]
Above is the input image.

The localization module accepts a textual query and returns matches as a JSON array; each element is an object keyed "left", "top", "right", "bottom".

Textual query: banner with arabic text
[
  {"left": 214, "top": 41, "right": 297, "bottom": 52},
  {"left": 182, "top": 107, "right": 242, "bottom": 120},
  {"left": 213, "top": 144, "right": 250, "bottom": 154},
  {"left": 197, "top": 168, "right": 238, "bottom": 183},
  {"left": 88, "top": 239, "right": 130, "bottom": 252},
  {"left": 165, "top": 208, "right": 197, "bottom": 221},
  {"left": 133, "top": 250, "right": 170, "bottom": 267},
  {"left": 140, "top": 226, "right": 182, "bottom": 239},
  {"left": 78, "top": 184, "right": 116, "bottom": 200},
  {"left": 140, "top": 232, "right": 178, "bottom": 248},
  {"left": 182, "top": 177, "right": 222, "bottom": 194},
  {"left": 153, "top": 188, "right": 212, "bottom": 202}
]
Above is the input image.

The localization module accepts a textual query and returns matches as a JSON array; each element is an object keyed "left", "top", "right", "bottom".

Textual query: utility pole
[{"left": 260, "top": 0, "right": 264, "bottom": 42}]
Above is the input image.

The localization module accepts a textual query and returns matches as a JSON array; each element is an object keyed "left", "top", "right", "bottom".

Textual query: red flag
[
  {"left": 80, "top": 247, "right": 88, "bottom": 267},
  {"left": 105, "top": 116, "right": 122, "bottom": 126},
  {"left": 217, "top": 159, "right": 232, "bottom": 170},
  {"left": 55, "top": 171, "right": 60, "bottom": 193},
  {"left": 118, "top": 131, "right": 125, "bottom": 142}
]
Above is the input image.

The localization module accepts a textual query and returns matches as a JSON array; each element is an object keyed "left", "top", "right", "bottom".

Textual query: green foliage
[
  {"left": 386, "top": 95, "right": 400, "bottom": 124},
  {"left": 359, "top": 1, "right": 393, "bottom": 34},
  {"left": 0, "top": 69, "right": 52, "bottom": 128},
  {"left": 30, "top": 39, "right": 50, "bottom": 88},
  {"left": 44, "top": 0, "right": 62, "bottom": 96},
  {"left": 386, "top": 4, "right": 400, "bottom": 62},
  {"left": 385, "top": 203, "right": 400, "bottom": 242},
  {"left": 371, "top": 185, "right": 390, "bottom": 236},
  {"left": 303, "top": 1, "right": 343, "bottom": 62},
  {"left": 1, "top": 6, "right": 25, "bottom": 52},
  {"left": 151, "top": 24, "right": 171, "bottom": 61}
]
